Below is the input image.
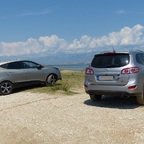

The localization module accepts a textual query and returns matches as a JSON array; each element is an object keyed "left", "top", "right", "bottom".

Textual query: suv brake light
[
  {"left": 85, "top": 68, "right": 94, "bottom": 75},
  {"left": 121, "top": 67, "right": 140, "bottom": 74}
]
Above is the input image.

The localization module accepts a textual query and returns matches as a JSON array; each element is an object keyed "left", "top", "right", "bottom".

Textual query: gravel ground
[{"left": 0, "top": 89, "right": 144, "bottom": 144}]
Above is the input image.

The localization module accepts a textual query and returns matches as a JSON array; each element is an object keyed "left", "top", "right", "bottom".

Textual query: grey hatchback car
[
  {"left": 0, "top": 60, "right": 62, "bottom": 95},
  {"left": 84, "top": 50, "right": 144, "bottom": 105}
]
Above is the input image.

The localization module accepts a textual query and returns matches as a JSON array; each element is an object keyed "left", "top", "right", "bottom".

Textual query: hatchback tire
[
  {"left": 0, "top": 81, "right": 13, "bottom": 95},
  {"left": 89, "top": 94, "right": 102, "bottom": 101},
  {"left": 46, "top": 74, "right": 57, "bottom": 86}
]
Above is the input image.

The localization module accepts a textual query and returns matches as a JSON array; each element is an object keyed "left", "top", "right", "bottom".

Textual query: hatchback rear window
[{"left": 91, "top": 53, "right": 129, "bottom": 68}]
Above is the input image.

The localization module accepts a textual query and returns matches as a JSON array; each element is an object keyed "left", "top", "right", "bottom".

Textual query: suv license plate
[{"left": 98, "top": 76, "right": 113, "bottom": 81}]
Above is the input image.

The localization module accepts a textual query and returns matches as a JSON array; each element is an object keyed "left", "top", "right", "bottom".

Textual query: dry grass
[{"left": 26, "top": 70, "right": 85, "bottom": 95}]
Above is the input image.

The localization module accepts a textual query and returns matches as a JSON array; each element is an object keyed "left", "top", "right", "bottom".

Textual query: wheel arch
[{"left": 0, "top": 80, "right": 13, "bottom": 85}]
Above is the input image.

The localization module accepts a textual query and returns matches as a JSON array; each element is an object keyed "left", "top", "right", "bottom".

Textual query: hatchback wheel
[
  {"left": 0, "top": 81, "right": 13, "bottom": 95},
  {"left": 89, "top": 94, "right": 102, "bottom": 101},
  {"left": 46, "top": 74, "right": 57, "bottom": 86}
]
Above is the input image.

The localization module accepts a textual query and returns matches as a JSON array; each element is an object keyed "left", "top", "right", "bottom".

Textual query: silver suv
[{"left": 84, "top": 50, "right": 144, "bottom": 105}]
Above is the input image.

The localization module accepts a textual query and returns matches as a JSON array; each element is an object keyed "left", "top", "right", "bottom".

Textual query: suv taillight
[
  {"left": 121, "top": 67, "right": 140, "bottom": 74},
  {"left": 85, "top": 68, "right": 94, "bottom": 75}
]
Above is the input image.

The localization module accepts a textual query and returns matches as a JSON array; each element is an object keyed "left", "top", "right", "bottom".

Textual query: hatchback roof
[{"left": 0, "top": 59, "right": 26, "bottom": 66}]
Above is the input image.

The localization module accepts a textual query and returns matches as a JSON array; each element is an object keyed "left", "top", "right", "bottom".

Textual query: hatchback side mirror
[{"left": 37, "top": 65, "right": 43, "bottom": 69}]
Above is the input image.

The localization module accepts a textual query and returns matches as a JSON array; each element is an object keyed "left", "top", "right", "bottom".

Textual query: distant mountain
[
  {"left": 36, "top": 53, "right": 95, "bottom": 65},
  {"left": 0, "top": 52, "right": 96, "bottom": 65}
]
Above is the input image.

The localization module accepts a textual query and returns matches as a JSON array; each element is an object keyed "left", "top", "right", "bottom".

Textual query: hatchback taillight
[
  {"left": 121, "top": 67, "right": 140, "bottom": 74},
  {"left": 85, "top": 68, "right": 94, "bottom": 75}
]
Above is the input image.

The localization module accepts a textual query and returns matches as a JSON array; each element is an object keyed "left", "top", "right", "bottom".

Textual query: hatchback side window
[
  {"left": 23, "top": 61, "right": 38, "bottom": 69},
  {"left": 7, "top": 62, "right": 23, "bottom": 69},
  {"left": 0, "top": 64, "right": 8, "bottom": 69}
]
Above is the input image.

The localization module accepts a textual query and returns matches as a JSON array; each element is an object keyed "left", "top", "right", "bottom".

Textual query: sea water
[{"left": 52, "top": 63, "right": 89, "bottom": 71}]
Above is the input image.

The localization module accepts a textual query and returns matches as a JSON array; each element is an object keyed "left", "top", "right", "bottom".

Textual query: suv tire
[
  {"left": 89, "top": 94, "right": 102, "bottom": 101},
  {"left": 136, "top": 94, "right": 144, "bottom": 105}
]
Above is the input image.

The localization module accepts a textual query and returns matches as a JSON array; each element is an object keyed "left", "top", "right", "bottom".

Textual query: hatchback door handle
[{"left": 7, "top": 72, "right": 13, "bottom": 75}]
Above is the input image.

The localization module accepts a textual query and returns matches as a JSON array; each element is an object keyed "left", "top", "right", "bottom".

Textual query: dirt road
[{"left": 0, "top": 89, "right": 143, "bottom": 144}]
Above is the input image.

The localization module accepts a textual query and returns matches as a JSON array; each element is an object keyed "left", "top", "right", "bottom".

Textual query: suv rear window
[{"left": 91, "top": 53, "right": 129, "bottom": 68}]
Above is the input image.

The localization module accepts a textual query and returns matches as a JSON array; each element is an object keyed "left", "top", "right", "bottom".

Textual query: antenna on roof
[{"left": 112, "top": 45, "right": 116, "bottom": 52}]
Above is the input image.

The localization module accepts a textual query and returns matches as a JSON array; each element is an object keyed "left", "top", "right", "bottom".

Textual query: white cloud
[
  {"left": 0, "top": 38, "right": 42, "bottom": 56},
  {"left": 67, "top": 24, "right": 144, "bottom": 52},
  {"left": 39, "top": 35, "right": 68, "bottom": 53},
  {"left": 108, "top": 24, "right": 144, "bottom": 45},
  {"left": 0, "top": 24, "right": 144, "bottom": 57}
]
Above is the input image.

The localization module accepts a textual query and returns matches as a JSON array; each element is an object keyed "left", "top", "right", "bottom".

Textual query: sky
[{"left": 0, "top": 0, "right": 144, "bottom": 63}]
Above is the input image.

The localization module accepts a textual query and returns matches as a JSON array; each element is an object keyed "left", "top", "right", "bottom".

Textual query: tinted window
[
  {"left": 7, "top": 62, "right": 23, "bottom": 69},
  {"left": 0, "top": 64, "right": 8, "bottom": 69},
  {"left": 91, "top": 53, "right": 129, "bottom": 68},
  {"left": 136, "top": 53, "right": 144, "bottom": 65},
  {"left": 23, "top": 61, "right": 38, "bottom": 68}
]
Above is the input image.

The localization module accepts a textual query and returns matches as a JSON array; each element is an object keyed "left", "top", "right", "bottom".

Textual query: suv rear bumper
[
  {"left": 85, "top": 90, "right": 139, "bottom": 97},
  {"left": 84, "top": 83, "right": 142, "bottom": 96}
]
